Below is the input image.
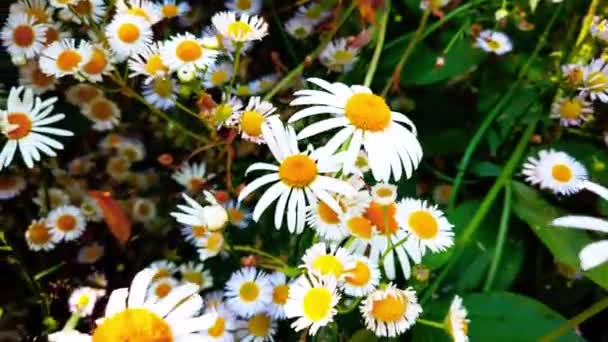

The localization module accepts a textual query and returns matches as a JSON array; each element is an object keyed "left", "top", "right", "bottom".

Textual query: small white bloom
[
  {"left": 284, "top": 275, "right": 340, "bottom": 335},
  {"left": 212, "top": 11, "right": 268, "bottom": 43},
  {"left": 226, "top": 0, "right": 262, "bottom": 14},
  {"left": 446, "top": 295, "right": 470, "bottom": 342},
  {"left": 47, "top": 205, "right": 87, "bottom": 242},
  {"left": 225, "top": 267, "right": 273, "bottom": 318},
  {"left": 25, "top": 219, "right": 60, "bottom": 251},
  {"left": 319, "top": 38, "right": 359, "bottom": 73},
  {"left": 550, "top": 96, "right": 593, "bottom": 127},
  {"left": 69, "top": 287, "right": 105, "bottom": 317},
  {"left": 521, "top": 149, "right": 588, "bottom": 196},
  {"left": 476, "top": 30, "right": 512, "bottom": 55},
  {"left": 105, "top": 14, "right": 153, "bottom": 62},
  {"left": 360, "top": 285, "right": 422, "bottom": 337},
  {"left": 1, "top": 12, "right": 46, "bottom": 60}
]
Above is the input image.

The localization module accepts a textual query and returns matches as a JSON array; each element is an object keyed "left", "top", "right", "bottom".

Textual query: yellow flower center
[
  {"left": 145, "top": 54, "right": 168, "bottom": 75},
  {"left": 92, "top": 308, "right": 173, "bottom": 342},
  {"left": 128, "top": 8, "right": 150, "bottom": 21},
  {"left": 371, "top": 293, "right": 407, "bottom": 322},
  {"left": 27, "top": 8, "right": 49, "bottom": 23},
  {"left": 272, "top": 284, "right": 289, "bottom": 305},
  {"left": 182, "top": 271, "right": 203, "bottom": 286},
  {"left": 117, "top": 23, "right": 140, "bottom": 43},
  {"left": 316, "top": 200, "right": 340, "bottom": 224},
  {"left": 240, "top": 111, "right": 264, "bottom": 137},
  {"left": 333, "top": 50, "right": 353, "bottom": 64},
  {"left": 56, "top": 214, "right": 77, "bottom": 232},
  {"left": 56, "top": 50, "right": 82, "bottom": 71},
  {"left": 248, "top": 313, "right": 271, "bottom": 337},
  {"left": 208, "top": 317, "right": 225, "bottom": 337},
  {"left": 108, "top": 157, "right": 129, "bottom": 174},
  {"left": 345, "top": 261, "right": 371, "bottom": 286},
  {"left": 27, "top": 222, "right": 50, "bottom": 244},
  {"left": 12, "top": 25, "right": 34, "bottom": 47},
  {"left": 345, "top": 216, "right": 373, "bottom": 239},
  {"left": 408, "top": 210, "right": 439, "bottom": 239},
  {"left": 6, "top": 113, "right": 32, "bottom": 139},
  {"left": 278, "top": 155, "right": 318, "bottom": 188},
  {"left": 154, "top": 282, "right": 172, "bottom": 298},
  {"left": 365, "top": 202, "right": 398, "bottom": 235},
  {"left": 551, "top": 164, "right": 573, "bottom": 182},
  {"left": 559, "top": 99, "right": 583, "bottom": 119},
  {"left": 303, "top": 287, "right": 332, "bottom": 321},
  {"left": 90, "top": 99, "right": 115, "bottom": 120},
  {"left": 227, "top": 208, "right": 245, "bottom": 224},
  {"left": 344, "top": 93, "right": 391, "bottom": 132},
  {"left": 207, "top": 232, "right": 224, "bottom": 251},
  {"left": 312, "top": 255, "right": 344, "bottom": 277},
  {"left": 176, "top": 40, "right": 202, "bottom": 62},
  {"left": 239, "top": 281, "right": 260, "bottom": 302},
  {"left": 77, "top": 294, "right": 90, "bottom": 309},
  {"left": 162, "top": 4, "right": 178, "bottom": 18},
  {"left": 588, "top": 71, "right": 607, "bottom": 92},
  {"left": 83, "top": 48, "right": 108, "bottom": 75},
  {"left": 210, "top": 70, "right": 228, "bottom": 86},
  {"left": 487, "top": 39, "right": 501, "bottom": 51},
  {"left": 192, "top": 225, "right": 207, "bottom": 237},
  {"left": 227, "top": 21, "right": 253, "bottom": 38},
  {"left": 236, "top": 0, "right": 252, "bottom": 10},
  {"left": 152, "top": 78, "right": 174, "bottom": 98},
  {"left": 236, "top": 85, "right": 250, "bottom": 96}
]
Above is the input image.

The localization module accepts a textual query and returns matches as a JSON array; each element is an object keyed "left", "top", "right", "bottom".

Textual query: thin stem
[
  {"left": 227, "top": 44, "right": 242, "bottom": 95},
  {"left": 540, "top": 297, "right": 608, "bottom": 341},
  {"left": 363, "top": 0, "right": 391, "bottom": 88},
  {"left": 417, "top": 318, "right": 445, "bottom": 330},
  {"left": 447, "top": 4, "right": 563, "bottom": 210},
  {"left": 422, "top": 118, "right": 538, "bottom": 304},
  {"left": 483, "top": 182, "right": 512, "bottom": 291},
  {"left": 63, "top": 312, "right": 80, "bottom": 330},
  {"left": 231, "top": 245, "right": 287, "bottom": 267},
  {"left": 174, "top": 100, "right": 200, "bottom": 118},
  {"left": 263, "top": 3, "right": 356, "bottom": 101}
]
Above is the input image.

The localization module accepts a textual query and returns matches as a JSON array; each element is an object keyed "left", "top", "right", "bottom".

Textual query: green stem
[
  {"left": 337, "top": 297, "right": 363, "bottom": 314},
  {"left": 174, "top": 99, "right": 200, "bottom": 118},
  {"left": 483, "top": 182, "right": 512, "bottom": 291},
  {"left": 263, "top": 3, "right": 356, "bottom": 101},
  {"left": 363, "top": 0, "right": 391, "bottom": 88},
  {"left": 417, "top": 318, "right": 445, "bottom": 330},
  {"left": 540, "top": 296, "right": 608, "bottom": 341},
  {"left": 63, "top": 312, "right": 80, "bottom": 330},
  {"left": 228, "top": 44, "right": 242, "bottom": 95},
  {"left": 231, "top": 245, "right": 287, "bottom": 267},
  {"left": 447, "top": 4, "right": 563, "bottom": 210},
  {"left": 422, "top": 117, "right": 538, "bottom": 304}
]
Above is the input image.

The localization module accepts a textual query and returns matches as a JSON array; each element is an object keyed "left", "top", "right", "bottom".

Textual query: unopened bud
[
  {"left": 177, "top": 67, "right": 196, "bottom": 83},
  {"left": 495, "top": 8, "right": 509, "bottom": 21},
  {"left": 412, "top": 264, "right": 430, "bottom": 282}
]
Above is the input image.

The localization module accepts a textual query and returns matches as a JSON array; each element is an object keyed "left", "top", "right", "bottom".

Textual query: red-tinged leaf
[{"left": 89, "top": 191, "right": 131, "bottom": 245}]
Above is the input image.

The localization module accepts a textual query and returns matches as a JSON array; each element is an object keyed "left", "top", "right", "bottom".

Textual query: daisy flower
[
  {"left": 81, "top": 96, "right": 121, "bottom": 131},
  {"left": 39, "top": 39, "right": 92, "bottom": 78},
  {"left": 320, "top": 38, "right": 359, "bottom": 72},
  {"left": 341, "top": 256, "right": 380, "bottom": 297},
  {"left": 19, "top": 60, "right": 56, "bottom": 94},
  {"left": 285, "top": 16, "right": 314, "bottom": 39},
  {"left": 179, "top": 262, "right": 213, "bottom": 290},
  {"left": 47, "top": 205, "right": 86, "bottom": 242},
  {"left": 229, "top": 96, "right": 278, "bottom": 144},
  {"left": 590, "top": 17, "right": 608, "bottom": 42},
  {"left": 0, "top": 86, "right": 73, "bottom": 170},
  {"left": 360, "top": 285, "right": 422, "bottom": 337},
  {"left": 203, "top": 61, "right": 233, "bottom": 88},
  {"left": 65, "top": 83, "right": 102, "bottom": 107},
  {"left": 225, "top": 200, "right": 252, "bottom": 229},
  {"left": 201, "top": 299, "right": 237, "bottom": 341},
  {"left": 307, "top": 198, "right": 348, "bottom": 242},
  {"left": 250, "top": 73, "right": 278, "bottom": 94},
  {"left": 284, "top": 275, "right": 340, "bottom": 335},
  {"left": 105, "top": 14, "right": 153, "bottom": 62},
  {"left": 550, "top": 96, "right": 593, "bottom": 127},
  {"left": 149, "top": 260, "right": 177, "bottom": 280},
  {"left": 115, "top": 0, "right": 162, "bottom": 24},
  {"left": 77, "top": 242, "right": 105, "bottom": 264},
  {"left": 131, "top": 198, "right": 157, "bottom": 223},
  {"left": 171, "top": 191, "right": 229, "bottom": 231},
  {"left": 476, "top": 30, "right": 512, "bottom": 55},
  {"left": 160, "top": 0, "right": 190, "bottom": 19},
  {"left": 59, "top": 0, "right": 106, "bottom": 24},
  {"left": 445, "top": 295, "right": 470, "bottom": 342},
  {"left": 69, "top": 287, "right": 105, "bottom": 317},
  {"left": 106, "top": 156, "right": 132, "bottom": 181},
  {"left": 198, "top": 231, "right": 226, "bottom": 260},
  {"left": 289, "top": 78, "right": 422, "bottom": 182},
  {"left": 48, "top": 330, "right": 90, "bottom": 341},
  {"left": 142, "top": 78, "right": 177, "bottom": 110},
  {"left": 181, "top": 224, "right": 209, "bottom": 246},
  {"left": 43, "top": 22, "right": 71, "bottom": 47},
  {"left": 371, "top": 183, "right": 397, "bottom": 206},
  {"left": 212, "top": 11, "right": 268, "bottom": 43},
  {"left": 1, "top": 13, "right": 46, "bottom": 60},
  {"left": 581, "top": 58, "right": 608, "bottom": 102},
  {"left": 0, "top": 175, "right": 26, "bottom": 200},
  {"left": 298, "top": 3, "right": 331, "bottom": 25},
  {"left": 301, "top": 242, "right": 356, "bottom": 280},
  {"left": 33, "top": 187, "right": 69, "bottom": 210},
  {"left": 11, "top": 0, "right": 54, "bottom": 24},
  {"left": 80, "top": 196, "right": 103, "bottom": 222},
  {"left": 160, "top": 32, "right": 219, "bottom": 72},
  {"left": 213, "top": 95, "right": 243, "bottom": 127},
  {"left": 226, "top": 0, "right": 262, "bottom": 14},
  {"left": 235, "top": 313, "right": 277, "bottom": 342},
  {"left": 148, "top": 277, "right": 180, "bottom": 301},
  {"left": 234, "top": 83, "right": 253, "bottom": 96},
  {"left": 79, "top": 45, "right": 114, "bottom": 82},
  {"left": 552, "top": 215, "right": 608, "bottom": 270},
  {"left": 76, "top": 268, "right": 217, "bottom": 340},
  {"left": 562, "top": 63, "right": 585, "bottom": 88},
  {"left": 267, "top": 272, "right": 289, "bottom": 319},
  {"left": 225, "top": 267, "right": 273, "bottom": 318},
  {"left": 237, "top": 117, "right": 355, "bottom": 233},
  {"left": 128, "top": 42, "right": 170, "bottom": 84},
  {"left": 25, "top": 219, "right": 60, "bottom": 251},
  {"left": 396, "top": 198, "right": 454, "bottom": 262},
  {"left": 116, "top": 138, "right": 145, "bottom": 162}
]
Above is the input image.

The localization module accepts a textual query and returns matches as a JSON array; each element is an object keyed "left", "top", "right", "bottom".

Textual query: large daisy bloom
[
  {"left": 289, "top": 78, "right": 422, "bottom": 182},
  {"left": 225, "top": 267, "right": 273, "bottom": 318},
  {"left": 128, "top": 42, "right": 170, "bottom": 84},
  {"left": 0, "top": 86, "right": 73, "bottom": 170},
  {"left": 341, "top": 255, "right": 381, "bottom": 297},
  {"left": 47, "top": 205, "right": 86, "bottom": 242},
  {"left": 1, "top": 13, "right": 46, "bottom": 60},
  {"left": 39, "top": 39, "right": 92, "bottom": 78},
  {"left": 396, "top": 198, "right": 454, "bottom": 262},
  {"left": 160, "top": 32, "right": 219, "bottom": 72},
  {"left": 69, "top": 287, "right": 105, "bottom": 317},
  {"left": 551, "top": 215, "right": 608, "bottom": 270},
  {"left": 25, "top": 219, "right": 60, "bottom": 251},
  {"left": 284, "top": 275, "right": 340, "bottom": 335},
  {"left": 445, "top": 295, "right": 470, "bottom": 342},
  {"left": 360, "top": 285, "right": 422, "bottom": 337},
  {"left": 105, "top": 14, "right": 153, "bottom": 62},
  {"left": 171, "top": 191, "right": 229, "bottom": 231},
  {"left": 301, "top": 242, "right": 356, "bottom": 280},
  {"left": 581, "top": 58, "right": 608, "bottom": 103},
  {"left": 212, "top": 11, "right": 268, "bottom": 43},
  {"left": 0, "top": 174, "right": 26, "bottom": 200},
  {"left": 237, "top": 117, "right": 355, "bottom": 233},
  {"left": 229, "top": 96, "right": 278, "bottom": 144},
  {"left": 226, "top": 0, "right": 262, "bottom": 14},
  {"left": 550, "top": 96, "right": 593, "bottom": 127},
  {"left": 476, "top": 30, "right": 512, "bottom": 55}
]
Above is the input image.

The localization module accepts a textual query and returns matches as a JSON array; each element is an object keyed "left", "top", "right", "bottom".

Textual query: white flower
[
  {"left": 160, "top": 32, "right": 219, "bottom": 72},
  {"left": 48, "top": 330, "right": 91, "bottom": 342},
  {"left": 115, "top": 0, "right": 162, "bottom": 24},
  {"left": 521, "top": 149, "right": 589, "bottom": 196},
  {"left": 77, "top": 242, "right": 105, "bottom": 264},
  {"left": 147, "top": 277, "right": 180, "bottom": 301},
  {"left": 297, "top": 3, "right": 331, "bottom": 25},
  {"left": 78, "top": 45, "right": 115, "bottom": 82},
  {"left": 550, "top": 96, "right": 593, "bottom": 127},
  {"left": 249, "top": 73, "right": 278, "bottom": 95},
  {"left": 371, "top": 183, "right": 397, "bottom": 206},
  {"left": 421, "top": 0, "right": 451, "bottom": 10},
  {"left": 341, "top": 255, "right": 380, "bottom": 297},
  {"left": 212, "top": 11, "right": 268, "bottom": 43},
  {"left": 0, "top": 87, "right": 73, "bottom": 170},
  {"left": 148, "top": 260, "right": 177, "bottom": 280},
  {"left": 360, "top": 285, "right": 422, "bottom": 337},
  {"left": 551, "top": 215, "right": 608, "bottom": 270},
  {"left": 267, "top": 272, "right": 289, "bottom": 319},
  {"left": 476, "top": 30, "right": 512, "bottom": 55},
  {"left": 0, "top": 175, "right": 26, "bottom": 200},
  {"left": 289, "top": 78, "right": 422, "bottom": 182},
  {"left": 66, "top": 84, "right": 103, "bottom": 107},
  {"left": 1, "top": 13, "right": 46, "bottom": 60},
  {"left": 562, "top": 63, "right": 585, "bottom": 88},
  {"left": 47, "top": 205, "right": 87, "bottom": 242},
  {"left": 203, "top": 61, "right": 233, "bottom": 88},
  {"left": 69, "top": 287, "right": 105, "bottom": 317},
  {"left": 171, "top": 191, "right": 229, "bottom": 231},
  {"left": 18, "top": 60, "right": 56, "bottom": 94},
  {"left": 285, "top": 16, "right": 314, "bottom": 39},
  {"left": 128, "top": 42, "right": 170, "bottom": 84},
  {"left": 39, "top": 39, "right": 93, "bottom": 77},
  {"left": 197, "top": 231, "right": 226, "bottom": 260},
  {"left": 581, "top": 58, "right": 608, "bottom": 102},
  {"left": 590, "top": 17, "right": 608, "bottom": 42},
  {"left": 319, "top": 38, "right": 359, "bottom": 72},
  {"left": 142, "top": 78, "right": 177, "bottom": 110},
  {"left": 225, "top": 200, "right": 252, "bottom": 229},
  {"left": 181, "top": 224, "right": 209, "bottom": 246},
  {"left": 446, "top": 295, "right": 470, "bottom": 342},
  {"left": 229, "top": 96, "right": 278, "bottom": 144},
  {"left": 105, "top": 14, "right": 153, "bottom": 62},
  {"left": 33, "top": 187, "right": 69, "bottom": 210},
  {"left": 25, "top": 219, "right": 60, "bottom": 251},
  {"left": 80, "top": 195, "right": 103, "bottom": 222},
  {"left": 200, "top": 298, "right": 237, "bottom": 341},
  {"left": 179, "top": 261, "right": 213, "bottom": 290},
  {"left": 284, "top": 275, "right": 340, "bottom": 335},
  {"left": 131, "top": 198, "right": 157, "bottom": 223},
  {"left": 301, "top": 242, "right": 356, "bottom": 280},
  {"left": 81, "top": 96, "right": 121, "bottom": 131},
  {"left": 58, "top": 0, "right": 106, "bottom": 24},
  {"left": 225, "top": 267, "right": 273, "bottom": 318},
  {"left": 237, "top": 117, "right": 355, "bottom": 233},
  {"left": 235, "top": 313, "right": 277, "bottom": 342},
  {"left": 226, "top": 0, "right": 262, "bottom": 14},
  {"left": 160, "top": 0, "right": 190, "bottom": 19}
]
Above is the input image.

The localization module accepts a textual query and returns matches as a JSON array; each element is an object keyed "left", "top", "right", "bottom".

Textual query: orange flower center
[
  {"left": 408, "top": 210, "right": 439, "bottom": 239},
  {"left": 117, "top": 23, "right": 140, "bottom": 43},
  {"left": 188, "top": 178, "right": 204, "bottom": 192},
  {"left": 371, "top": 293, "right": 407, "bottom": 322},
  {"left": 83, "top": 48, "right": 108, "bottom": 75},
  {"left": 364, "top": 202, "right": 398, "bottom": 235},
  {"left": 552, "top": 164, "right": 573, "bottom": 182},
  {"left": 208, "top": 317, "right": 225, "bottom": 337},
  {"left": 247, "top": 313, "right": 271, "bottom": 337},
  {"left": 344, "top": 93, "right": 391, "bottom": 132},
  {"left": 236, "top": 0, "right": 252, "bottom": 10},
  {"left": 227, "top": 208, "right": 245, "bottom": 223},
  {"left": 162, "top": 4, "right": 178, "bottom": 18},
  {"left": 210, "top": 70, "right": 228, "bottom": 86},
  {"left": 75, "top": 86, "right": 101, "bottom": 103},
  {"left": 278, "top": 155, "right": 317, "bottom": 188},
  {"left": 176, "top": 40, "right": 202, "bottom": 62},
  {"left": 27, "top": 222, "right": 50, "bottom": 244},
  {"left": 6, "top": 113, "right": 32, "bottom": 139},
  {"left": 154, "top": 283, "right": 172, "bottom": 298},
  {"left": 345, "top": 216, "right": 373, "bottom": 239},
  {"left": 56, "top": 214, "right": 77, "bottom": 232},
  {"left": 90, "top": 99, "right": 115, "bottom": 120},
  {"left": 73, "top": 0, "right": 92, "bottom": 15},
  {"left": 92, "top": 308, "right": 173, "bottom": 342},
  {"left": 316, "top": 200, "right": 340, "bottom": 224},
  {"left": 13, "top": 25, "right": 35, "bottom": 47},
  {"left": 84, "top": 246, "right": 102, "bottom": 261},
  {"left": 272, "top": 284, "right": 289, "bottom": 305},
  {"left": 240, "top": 111, "right": 264, "bottom": 137},
  {"left": 345, "top": 261, "right": 371, "bottom": 286},
  {"left": 145, "top": 54, "right": 168, "bottom": 75},
  {"left": 56, "top": 50, "right": 82, "bottom": 71},
  {"left": 192, "top": 225, "right": 207, "bottom": 237}
]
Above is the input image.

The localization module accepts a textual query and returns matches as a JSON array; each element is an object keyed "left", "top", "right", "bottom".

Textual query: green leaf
[
  {"left": 470, "top": 161, "right": 502, "bottom": 177},
  {"left": 511, "top": 181, "right": 608, "bottom": 290},
  {"left": 349, "top": 329, "right": 379, "bottom": 342},
  {"left": 464, "top": 292, "right": 583, "bottom": 341}
]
